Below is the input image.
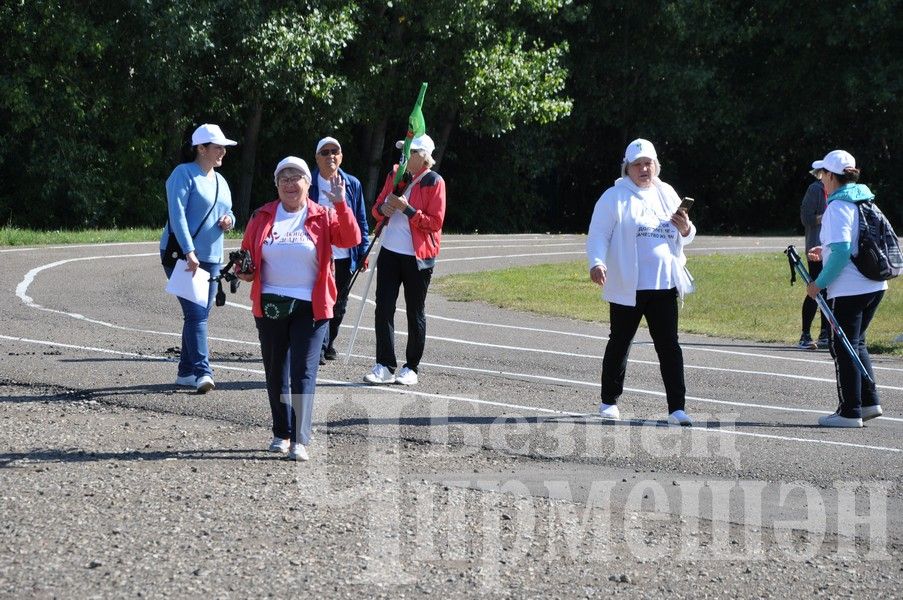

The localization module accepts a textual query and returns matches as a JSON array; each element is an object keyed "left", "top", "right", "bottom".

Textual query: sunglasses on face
[{"left": 318, "top": 148, "right": 341, "bottom": 157}]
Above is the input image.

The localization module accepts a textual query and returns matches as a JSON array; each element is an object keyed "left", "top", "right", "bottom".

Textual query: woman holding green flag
[{"left": 363, "top": 134, "right": 446, "bottom": 386}]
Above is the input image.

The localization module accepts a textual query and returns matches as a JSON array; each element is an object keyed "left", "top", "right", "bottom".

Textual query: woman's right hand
[
  {"left": 185, "top": 251, "right": 200, "bottom": 274},
  {"left": 807, "top": 246, "right": 823, "bottom": 262},
  {"left": 590, "top": 265, "right": 607, "bottom": 286}
]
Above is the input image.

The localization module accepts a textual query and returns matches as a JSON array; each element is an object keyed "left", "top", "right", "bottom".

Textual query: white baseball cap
[
  {"left": 811, "top": 150, "right": 855, "bottom": 175},
  {"left": 191, "top": 123, "right": 237, "bottom": 146},
  {"left": 316, "top": 136, "right": 342, "bottom": 154},
  {"left": 396, "top": 134, "right": 435, "bottom": 156},
  {"left": 624, "top": 138, "right": 657, "bottom": 164},
  {"left": 273, "top": 156, "right": 311, "bottom": 182}
]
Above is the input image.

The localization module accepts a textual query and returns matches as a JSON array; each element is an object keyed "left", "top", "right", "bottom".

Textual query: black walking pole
[{"left": 785, "top": 245, "right": 874, "bottom": 384}]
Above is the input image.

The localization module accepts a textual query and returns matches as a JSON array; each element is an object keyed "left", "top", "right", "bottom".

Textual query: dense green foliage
[{"left": 2, "top": 1, "right": 901, "bottom": 233}]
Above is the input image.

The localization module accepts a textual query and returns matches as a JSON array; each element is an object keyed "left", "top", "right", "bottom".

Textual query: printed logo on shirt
[
  {"left": 637, "top": 221, "right": 677, "bottom": 241},
  {"left": 264, "top": 228, "right": 311, "bottom": 246}
]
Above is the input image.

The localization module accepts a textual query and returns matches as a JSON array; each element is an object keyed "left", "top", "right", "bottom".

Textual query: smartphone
[{"left": 678, "top": 197, "right": 695, "bottom": 211}]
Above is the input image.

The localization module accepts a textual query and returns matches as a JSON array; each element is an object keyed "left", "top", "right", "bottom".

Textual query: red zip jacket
[
  {"left": 372, "top": 166, "right": 445, "bottom": 259},
  {"left": 241, "top": 199, "right": 361, "bottom": 319}
]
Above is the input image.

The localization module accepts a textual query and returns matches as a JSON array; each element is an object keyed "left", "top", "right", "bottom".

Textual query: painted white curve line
[
  {"left": 18, "top": 255, "right": 903, "bottom": 385},
  {"left": 0, "top": 334, "right": 899, "bottom": 454}
]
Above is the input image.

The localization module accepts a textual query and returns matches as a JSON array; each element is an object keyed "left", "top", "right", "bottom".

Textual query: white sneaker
[
  {"left": 598, "top": 403, "right": 620, "bottom": 420},
  {"left": 395, "top": 367, "right": 418, "bottom": 386},
  {"left": 196, "top": 374, "right": 215, "bottom": 394},
  {"left": 668, "top": 410, "right": 693, "bottom": 426},
  {"left": 818, "top": 412, "right": 863, "bottom": 428},
  {"left": 175, "top": 374, "right": 196, "bottom": 387},
  {"left": 268, "top": 437, "right": 290, "bottom": 454},
  {"left": 861, "top": 405, "right": 883, "bottom": 421},
  {"left": 288, "top": 443, "right": 309, "bottom": 461},
  {"left": 364, "top": 364, "right": 395, "bottom": 384}
]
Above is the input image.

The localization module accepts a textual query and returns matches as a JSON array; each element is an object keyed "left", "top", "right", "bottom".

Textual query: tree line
[{"left": 1, "top": 0, "right": 900, "bottom": 234}]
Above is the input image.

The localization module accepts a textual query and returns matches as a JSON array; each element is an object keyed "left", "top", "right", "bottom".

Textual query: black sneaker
[
  {"left": 324, "top": 346, "right": 338, "bottom": 360},
  {"left": 817, "top": 334, "right": 830, "bottom": 349},
  {"left": 319, "top": 351, "right": 327, "bottom": 366},
  {"left": 797, "top": 333, "right": 816, "bottom": 350}
]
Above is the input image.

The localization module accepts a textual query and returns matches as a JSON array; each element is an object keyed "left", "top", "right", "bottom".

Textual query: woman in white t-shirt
[
  {"left": 806, "top": 150, "right": 887, "bottom": 428},
  {"left": 237, "top": 156, "right": 361, "bottom": 460},
  {"left": 586, "top": 139, "right": 696, "bottom": 426}
]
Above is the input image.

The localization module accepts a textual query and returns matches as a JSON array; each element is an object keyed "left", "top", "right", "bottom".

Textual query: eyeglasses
[
  {"left": 277, "top": 175, "right": 307, "bottom": 185},
  {"left": 318, "top": 148, "right": 341, "bottom": 156}
]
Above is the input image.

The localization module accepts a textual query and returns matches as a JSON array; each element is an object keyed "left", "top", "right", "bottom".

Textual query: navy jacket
[{"left": 309, "top": 168, "right": 370, "bottom": 272}]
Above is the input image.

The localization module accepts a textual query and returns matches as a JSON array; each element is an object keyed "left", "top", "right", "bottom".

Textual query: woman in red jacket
[
  {"left": 237, "top": 156, "right": 360, "bottom": 460},
  {"left": 364, "top": 134, "right": 446, "bottom": 386}
]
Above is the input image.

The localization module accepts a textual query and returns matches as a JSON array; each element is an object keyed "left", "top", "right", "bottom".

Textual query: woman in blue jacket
[{"left": 160, "top": 124, "right": 237, "bottom": 393}]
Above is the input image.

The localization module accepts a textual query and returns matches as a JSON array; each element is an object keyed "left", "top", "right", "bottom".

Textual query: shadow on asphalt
[
  {"left": 0, "top": 448, "right": 272, "bottom": 468},
  {"left": 0, "top": 381, "right": 266, "bottom": 404}
]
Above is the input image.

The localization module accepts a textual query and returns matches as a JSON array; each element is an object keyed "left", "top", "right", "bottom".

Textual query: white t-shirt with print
[
  {"left": 820, "top": 200, "right": 887, "bottom": 299},
  {"left": 317, "top": 174, "right": 350, "bottom": 260},
  {"left": 634, "top": 187, "right": 678, "bottom": 290},
  {"left": 261, "top": 203, "right": 318, "bottom": 301}
]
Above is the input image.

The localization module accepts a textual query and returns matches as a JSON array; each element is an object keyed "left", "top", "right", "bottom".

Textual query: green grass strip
[{"left": 0, "top": 227, "right": 243, "bottom": 246}]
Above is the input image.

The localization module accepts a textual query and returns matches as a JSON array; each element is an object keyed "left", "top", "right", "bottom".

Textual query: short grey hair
[{"left": 414, "top": 149, "right": 436, "bottom": 169}]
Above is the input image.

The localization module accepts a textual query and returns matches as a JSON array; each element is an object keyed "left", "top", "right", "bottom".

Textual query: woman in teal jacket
[{"left": 806, "top": 150, "right": 887, "bottom": 428}]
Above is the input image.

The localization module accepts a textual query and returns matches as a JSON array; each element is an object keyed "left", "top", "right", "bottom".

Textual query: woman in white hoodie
[{"left": 586, "top": 139, "right": 696, "bottom": 425}]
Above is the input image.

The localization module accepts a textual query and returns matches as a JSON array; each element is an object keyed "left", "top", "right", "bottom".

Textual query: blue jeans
[
  {"left": 255, "top": 301, "right": 328, "bottom": 445},
  {"left": 162, "top": 256, "right": 221, "bottom": 379}
]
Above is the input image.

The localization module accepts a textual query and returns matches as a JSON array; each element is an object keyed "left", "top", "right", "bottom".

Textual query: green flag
[{"left": 393, "top": 82, "right": 428, "bottom": 189}]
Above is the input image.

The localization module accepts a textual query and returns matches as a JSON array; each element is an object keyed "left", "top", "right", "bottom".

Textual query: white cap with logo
[
  {"left": 191, "top": 124, "right": 237, "bottom": 146},
  {"left": 624, "top": 138, "right": 657, "bottom": 164},
  {"left": 811, "top": 150, "right": 855, "bottom": 175}
]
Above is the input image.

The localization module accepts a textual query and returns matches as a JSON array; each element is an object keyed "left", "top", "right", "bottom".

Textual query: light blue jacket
[{"left": 159, "top": 162, "right": 235, "bottom": 263}]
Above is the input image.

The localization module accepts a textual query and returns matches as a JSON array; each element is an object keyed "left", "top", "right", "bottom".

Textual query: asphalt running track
[{"left": 2, "top": 234, "right": 902, "bottom": 593}]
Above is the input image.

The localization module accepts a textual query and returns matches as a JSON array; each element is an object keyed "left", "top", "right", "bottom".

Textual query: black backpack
[{"left": 851, "top": 201, "right": 903, "bottom": 281}]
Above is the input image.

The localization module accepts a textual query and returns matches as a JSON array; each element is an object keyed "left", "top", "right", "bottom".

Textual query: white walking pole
[{"left": 343, "top": 238, "right": 382, "bottom": 365}]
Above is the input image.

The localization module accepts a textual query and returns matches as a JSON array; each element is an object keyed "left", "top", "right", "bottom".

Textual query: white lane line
[
  {"left": 225, "top": 300, "right": 841, "bottom": 386},
  {"left": 16, "top": 255, "right": 903, "bottom": 387},
  {"left": 0, "top": 334, "right": 899, "bottom": 453},
  {"left": 440, "top": 242, "right": 585, "bottom": 251}
]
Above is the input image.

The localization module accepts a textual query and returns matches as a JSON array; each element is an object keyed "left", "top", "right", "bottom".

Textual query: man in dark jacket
[{"left": 309, "top": 137, "right": 370, "bottom": 361}]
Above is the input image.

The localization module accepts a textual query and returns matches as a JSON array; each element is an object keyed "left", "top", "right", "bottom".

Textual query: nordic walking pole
[
  {"left": 785, "top": 245, "right": 874, "bottom": 384},
  {"left": 342, "top": 235, "right": 382, "bottom": 365},
  {"left": 342, "top": 82, "right": 429, "bottom": 365}
]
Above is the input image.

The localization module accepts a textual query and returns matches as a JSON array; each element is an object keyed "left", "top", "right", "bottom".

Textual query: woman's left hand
[
  {"left": 806, "top": 281, "right": 821, "bottom": 299},
  {"left": 387, "top": 193, "right": 409, "bottom": 211},
  {"left": 326, "top": 175, "right": 346, "bottom": 204},
  {"left": 671, "top": 209, "right": 691, "bottom": 237},
  {"left": 218, "top": 215, "right": 233, "bottom": 231}
]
